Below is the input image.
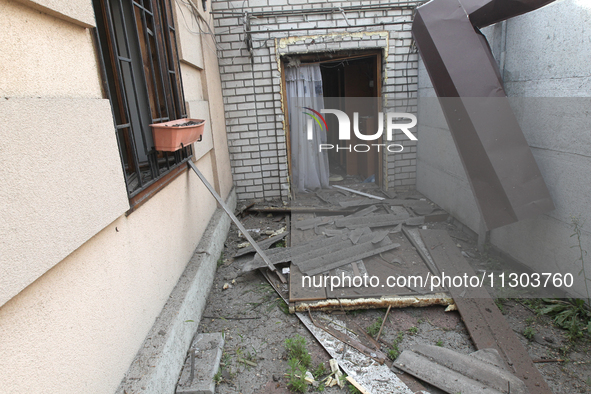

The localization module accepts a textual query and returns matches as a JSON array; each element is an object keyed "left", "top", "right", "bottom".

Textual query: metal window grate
[{"left": 93, "top": 0, "right": 191, "bottom": 197}]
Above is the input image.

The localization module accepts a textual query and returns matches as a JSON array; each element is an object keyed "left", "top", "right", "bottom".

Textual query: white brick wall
[{"left": 211, "top": 0, "right": 422, "bottom": 200}]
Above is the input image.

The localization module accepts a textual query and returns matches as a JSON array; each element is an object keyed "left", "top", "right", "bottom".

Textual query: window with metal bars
[{"left": 93, "top": 0, "right": 192, "bottom": 198}]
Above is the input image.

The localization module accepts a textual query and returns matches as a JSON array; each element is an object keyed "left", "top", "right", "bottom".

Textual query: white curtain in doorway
[{"left": 285, "top": 64, "right": 330, "bottom": 192}]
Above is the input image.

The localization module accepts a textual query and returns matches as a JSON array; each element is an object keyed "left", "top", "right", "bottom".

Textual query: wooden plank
[
  {"left": 419, "top": 229, "right": 552, "bottom": 394},
  {"left": 289, "top": 265, "right": 327, "bottom": 302},
  {"left": 294, "top": 216, "right": 342, "bottom": 230},
  {"left": 242, "top": 235, "right": 346, "bottom": 272},
  {"left": 343, "top": 216, "right": 424, "bottom": 229},
  {"left": 300, "top": 242, "right": 401, "bottom": 276},
  {"left": 308, "top": 312, "right": 387, "bottom": 364},
  {"left": 288, "top": 213, "right": 328, "bottom": 302},
  {"left": 339, "top": 198, "right": 426, "bottom": 208},
  {"left": 347, "top": 205, "right": 378, "bottom": 217}
]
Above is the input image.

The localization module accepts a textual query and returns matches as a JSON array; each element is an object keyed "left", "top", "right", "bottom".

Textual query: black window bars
[{"left": 93, "top": 0, "right": 191, "bottom": 197}]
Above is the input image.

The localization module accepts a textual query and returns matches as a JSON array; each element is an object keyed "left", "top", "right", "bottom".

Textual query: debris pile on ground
[{"left": 175, "top": 183, "right": 591, "bottom": 394}]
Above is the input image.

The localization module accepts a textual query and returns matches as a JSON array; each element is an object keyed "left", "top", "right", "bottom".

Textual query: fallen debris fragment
[
  {"left": 248, "top": 205, "right": 355, "bottom": 214},
  {"left": 291, "top": 293, "right": 453, "bottom": 313},
  {"left": 295, "top": 312, "right": 414, "bottom": 394},
  {"left": 295, "top": 216, "right": 340, "bottom": 230},
  {"left": 402, "top": 226, "right": 440, "bottom": 276},
  {"left": 420, "top": 229, "right": 553, "bottom": 394},
  {"left": 375, "top": 305, "right": 391, "bottom": 342},
  {"left": 176, "top": 333, "right": 224, "bottom": 394},
  {"left": 394, "top": 345, "right": 527, "bottom": 394},
  {"left": 348, "top": 205, "right": 378, "bottom": 217},
  {"left": 328, "top": 359, "right": 344, "bottom": 388},
  {"left": 333, "top": 185, "right": 385, "bottom": 200},
  {"left": 335, "top": 213, "right": 409, "bottom": 229},
  {"left": 346, "top": 376, "right": 371, "bottom": 394},
  {"left": 309, "top": 311, "right": 387, "bottom": 364},
  {"left": 236, "top": 358, "right": 257, "bottom": 367},
  {"left": 298, "top": 240, "right": 400, "bottom": 276},
  {"left": 233, "top": 231, "right": 288, "bottom": 257},
  {"left": 348, "top": 227, "right": 367, "bottom": 244}
]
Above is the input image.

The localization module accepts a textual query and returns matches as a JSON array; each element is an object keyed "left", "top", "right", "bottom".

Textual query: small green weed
[
  {"left": 523, "top": 327, "right": 536, "bottom": 341},
  {"left": 366, "top": 317, "right": 383, "bottom": 337},
  {"left": 286, "top": 358, "right": 307, "bottom": 393},
  {"left": 277, "top": 299, "right": 290, "bottom": 314},
  {"left": 348, "top": 383, "right": 361, "bottom": 394},
  {"left": 408, "top": 326, "right": 418, "bottom": 335},
  {"left": 388, "top": 347, "right": 399, "bottom": 360},
  {"left": 273, "top": 239, "right": 286, "bottom": 248},
  {"left": 213, "top": 370, "right": 222, "bottom": 384},
  {"left": 285, "top": 335, "right": 311, "bottom": 368},
  {"left": 312, "top": 362, "right": 327, "bottom": 379},
  {"left": 388, "top": 332, "right": 404, "bottom": 360},
  {"left": 539, "top": 298, "right": 591, "bottom": 340},
  {"left": 495, "top": 298, "right": 506, "bottom": 313},
  {"left": 436, "top": 340, "right": 443, "bottom": 347}
]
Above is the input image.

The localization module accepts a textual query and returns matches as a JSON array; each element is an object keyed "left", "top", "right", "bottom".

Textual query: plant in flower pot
[{"left": 150, "top": 118, "right": 205, "bottom": 152}]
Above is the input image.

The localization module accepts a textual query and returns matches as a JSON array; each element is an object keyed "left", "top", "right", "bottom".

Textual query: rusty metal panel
[
  {"left": 420, "top": 229, "right": 553, "bottom": 394},
  {"left": 412, "top": 0, "right": 555, "bottom": 230}
]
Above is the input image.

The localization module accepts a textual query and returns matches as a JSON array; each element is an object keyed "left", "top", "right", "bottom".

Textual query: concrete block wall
[
  {"left": 415, "top": 0, "right": 591, "bottom": 298},
  {"left": 211, "top": 0, "right": 421, "bottom": 200}
]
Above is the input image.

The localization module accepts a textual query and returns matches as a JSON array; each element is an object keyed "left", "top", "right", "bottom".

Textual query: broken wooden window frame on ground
[{"left": 233, "top": 185, "right": 554, "bottom": 393}]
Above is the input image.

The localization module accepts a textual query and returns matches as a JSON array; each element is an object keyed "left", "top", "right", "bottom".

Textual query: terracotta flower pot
[{"left": 150, "top": 118, "right": 205, "bottom": 152}]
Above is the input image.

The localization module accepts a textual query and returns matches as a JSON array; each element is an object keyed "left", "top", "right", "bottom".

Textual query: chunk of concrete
[{"left": 176, "top": 333, "right": 225, "bottom": 394}]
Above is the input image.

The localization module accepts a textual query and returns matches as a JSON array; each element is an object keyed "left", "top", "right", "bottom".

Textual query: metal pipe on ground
[{"left": 187, "top": 161, "right": 286, "bottom": 283}]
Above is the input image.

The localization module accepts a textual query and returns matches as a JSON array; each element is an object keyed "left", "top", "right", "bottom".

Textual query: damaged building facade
[
  {"left": 211, "top": 0, "right": 590, "bottom": 298},
  {"left": 211, "top": 0, "right": 421, "bottom": 199},
  {"left": 1, "top": 0, "right": 234, "bottom": 392},
  {"left": 0, "top": 0, "right": 589, "bottom": 392}
]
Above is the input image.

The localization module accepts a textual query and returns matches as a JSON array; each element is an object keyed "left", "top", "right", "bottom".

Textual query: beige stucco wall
[
  {"left": 12, "top": 0, "right": 96, "bottom": 27},
  {"left": 0, "top": 0, "right": 233, "bottom": 392},
  {"left": 0, "top": 0, "right": 101, "bottom": 98},
  {"left": 0, "top": 97, "right": 130, "bottom": 306},
  {"left": 200, "top": 10, "right": 234, "bottom": 198},
  {"left": 0, "top": 0, "right": 130, "bottom": 306},
  {"left": 0, "top": 153, "right": 218, "bottom": 393}
]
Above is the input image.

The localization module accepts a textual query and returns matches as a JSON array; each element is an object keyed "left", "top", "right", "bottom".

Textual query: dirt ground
[{"left": 190, "top": 200, "right": 591, "bottom": 394}]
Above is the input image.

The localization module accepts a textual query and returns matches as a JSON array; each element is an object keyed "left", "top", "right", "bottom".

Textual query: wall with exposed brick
[{"left": 211, "top": 0, "right": 422, "bottom": 200}]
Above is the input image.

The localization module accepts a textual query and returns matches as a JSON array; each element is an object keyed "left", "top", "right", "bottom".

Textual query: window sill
[{"left": 126, "top": 162, "right": 189, "bottom": 215}]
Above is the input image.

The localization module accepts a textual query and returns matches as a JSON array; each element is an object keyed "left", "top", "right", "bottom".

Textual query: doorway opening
[{"left": 283, "top": 50, "right": 383, "bottom": 191}]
